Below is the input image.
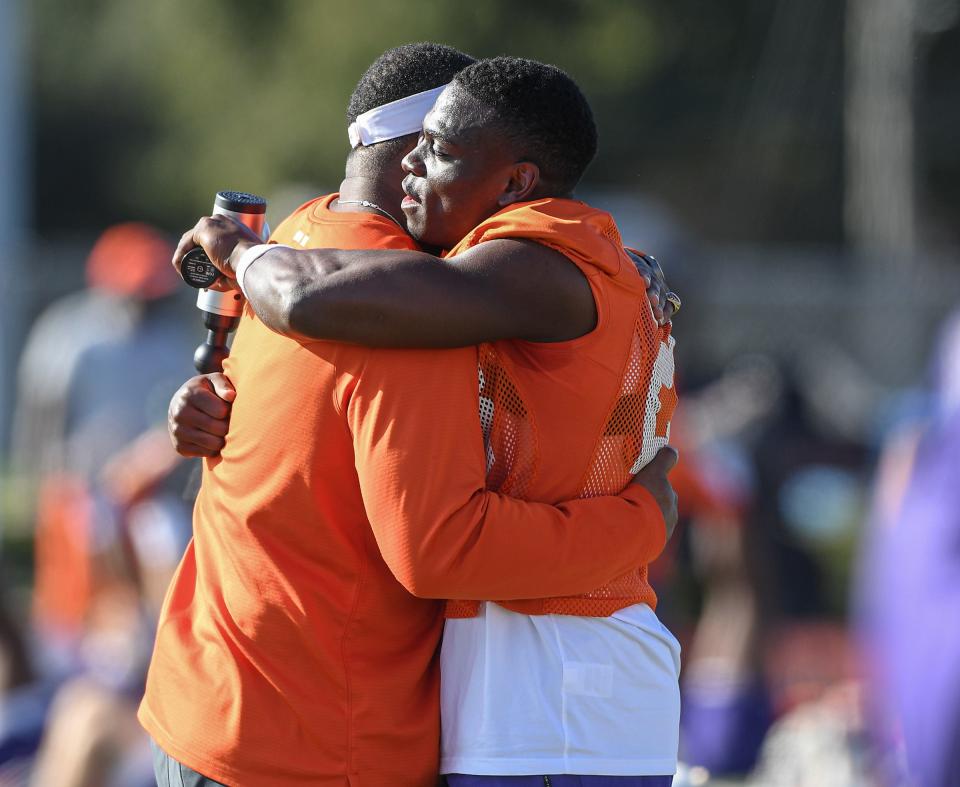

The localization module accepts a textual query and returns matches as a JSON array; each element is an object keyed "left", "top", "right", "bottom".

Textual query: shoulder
[
  {"left": 451, "top": 198, "right": 626, "bottom": 278},
  {"left": 453, "top": 236, "right": 568, "bottom": 264}
]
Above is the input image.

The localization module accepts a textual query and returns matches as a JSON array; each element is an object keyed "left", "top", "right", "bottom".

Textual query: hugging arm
[
  {"left": 172, "top": 216, "right": 675, "bottom": 349},
  {"left": 342, "top": 346, "right": 671, "bottom": 600},
  {"left": 241, "top": 239, "right": 597, "bottom": 347}
]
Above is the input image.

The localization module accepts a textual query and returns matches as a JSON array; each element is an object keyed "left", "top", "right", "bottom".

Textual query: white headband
[{"left": 347, "top": 84, "right": 447, "bottom": 148}]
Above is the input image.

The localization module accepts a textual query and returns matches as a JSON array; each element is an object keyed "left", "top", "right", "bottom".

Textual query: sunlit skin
[{"left": 401, "top": 85, "right": 543, "bottom": 251}]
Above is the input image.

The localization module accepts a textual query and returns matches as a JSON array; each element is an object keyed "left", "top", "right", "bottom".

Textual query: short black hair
[
  {"left": 347, "top": 43, "right": 475, "bottom": 125},
  {"left": 346, "top": 43, "right": 474, "bottom": 168},
  {"left": 452, "top": 56, "right": 598, "bottom": 196}
]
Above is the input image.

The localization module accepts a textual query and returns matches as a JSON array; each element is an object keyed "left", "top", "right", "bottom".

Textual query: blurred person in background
[
  {"left": 4, "top": 224, "right": 196, "bottom": 787},
  {"left": 859, "top": 310, "right": 960, "bottom": 787},
  {"left": 12, "top": 223, "right": 195, "bottom": 658},
  {"left": 14, "top": 224, "right": 181, "bottom": 484}
]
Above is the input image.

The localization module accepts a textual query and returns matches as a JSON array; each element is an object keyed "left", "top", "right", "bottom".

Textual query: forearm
[
  {"left": 349, "top": 348, "right": 667, "bottom": 601},
  {"left": 241, "top": 238, "right": 593, "bottom": 347},
  {"left": 243, "top": 247, "right": 395, "bottom": 341},
  {"left": 243, "top": 246, "right": 493, "bottom": 347},
  {"left": 368, "top": 476, "right": 667, "bottom": 600}
]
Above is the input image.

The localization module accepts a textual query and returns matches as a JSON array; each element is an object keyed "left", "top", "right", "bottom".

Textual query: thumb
[
  {"left": 649, "top": 446, "right": 679, "bottom": 474},
  {"left": 207, "top": 372, "right": 237, "bottom": 403}
]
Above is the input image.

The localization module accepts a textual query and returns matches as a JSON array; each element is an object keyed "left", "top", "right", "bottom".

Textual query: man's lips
[{"left": 401, "top": 177, "right": 422, "bottom": 209}]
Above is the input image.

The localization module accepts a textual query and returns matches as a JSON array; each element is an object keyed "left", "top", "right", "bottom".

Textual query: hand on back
[
  {"left": 630, "top": 446, "right": 679, "bottom": 540},
  {"left": 625, "top": 249, "right": 680, "bottom": 326}
]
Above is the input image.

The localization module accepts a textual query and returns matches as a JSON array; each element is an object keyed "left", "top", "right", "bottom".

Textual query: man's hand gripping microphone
[{"left": 178, "top": 191, "right": 268, "bottom": 373}]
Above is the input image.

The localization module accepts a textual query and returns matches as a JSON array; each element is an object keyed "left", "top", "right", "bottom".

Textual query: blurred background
[{"left": 1, "top": 1, "right": 958, "bottom": 785}]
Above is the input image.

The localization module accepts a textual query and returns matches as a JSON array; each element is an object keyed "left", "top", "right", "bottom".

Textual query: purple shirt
[{"left": 865, "top": 409, "right": 960, "bottom": 786}]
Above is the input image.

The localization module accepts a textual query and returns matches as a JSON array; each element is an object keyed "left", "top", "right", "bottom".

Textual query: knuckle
[{"left": 185, "top": 389, "right": 208, "bottom": 408}]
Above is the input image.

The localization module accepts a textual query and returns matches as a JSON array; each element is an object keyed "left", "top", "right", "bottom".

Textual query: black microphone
[{"left": 181, "top": 191, "right": 268, "bottom": 373}]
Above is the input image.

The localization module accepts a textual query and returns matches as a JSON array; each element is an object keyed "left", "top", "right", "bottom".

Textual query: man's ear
[{"left": 497, "top": 162, "right": 540, "bottom": 207}]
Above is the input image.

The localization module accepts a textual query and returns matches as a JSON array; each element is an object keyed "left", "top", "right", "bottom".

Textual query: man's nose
[{"left": 401, "top": 146, "right": 425, "bottom": 176}]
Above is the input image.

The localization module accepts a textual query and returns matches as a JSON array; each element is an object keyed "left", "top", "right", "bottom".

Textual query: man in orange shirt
[{"left": 145, "top": 46, "right": 676, "bottom": 787}]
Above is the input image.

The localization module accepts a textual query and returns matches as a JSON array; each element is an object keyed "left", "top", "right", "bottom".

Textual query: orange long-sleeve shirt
[{"left": 138, "top": 194, "right": 665, "bottom": 786}]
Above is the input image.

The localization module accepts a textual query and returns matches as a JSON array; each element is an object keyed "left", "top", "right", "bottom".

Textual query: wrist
[
  {"left": 234, "top": 243, "right": 294, "bottom": 298},
  {"left": 227, "top": 239, "right": 256, "bottom": 276}
]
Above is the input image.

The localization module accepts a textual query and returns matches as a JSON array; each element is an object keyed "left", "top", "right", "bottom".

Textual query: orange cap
[{"left": 86, "top": 222, "right": 177, "bottom": 299}]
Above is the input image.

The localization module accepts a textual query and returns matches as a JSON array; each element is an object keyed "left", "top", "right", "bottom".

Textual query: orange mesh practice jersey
[
  {"left": 138, "top": 194, "right": 667, "bottom": 787},
  {"left": 445, "top": 198, "right": 677, "bottom": 619}
]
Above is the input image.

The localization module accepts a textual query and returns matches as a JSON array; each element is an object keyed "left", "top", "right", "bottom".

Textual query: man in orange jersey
[
  {"left": 172, "top": 56, "right": 680, "bottom": 785},
  {"left": 145, "top": 46, "right": 677, "bottom": 787}
]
